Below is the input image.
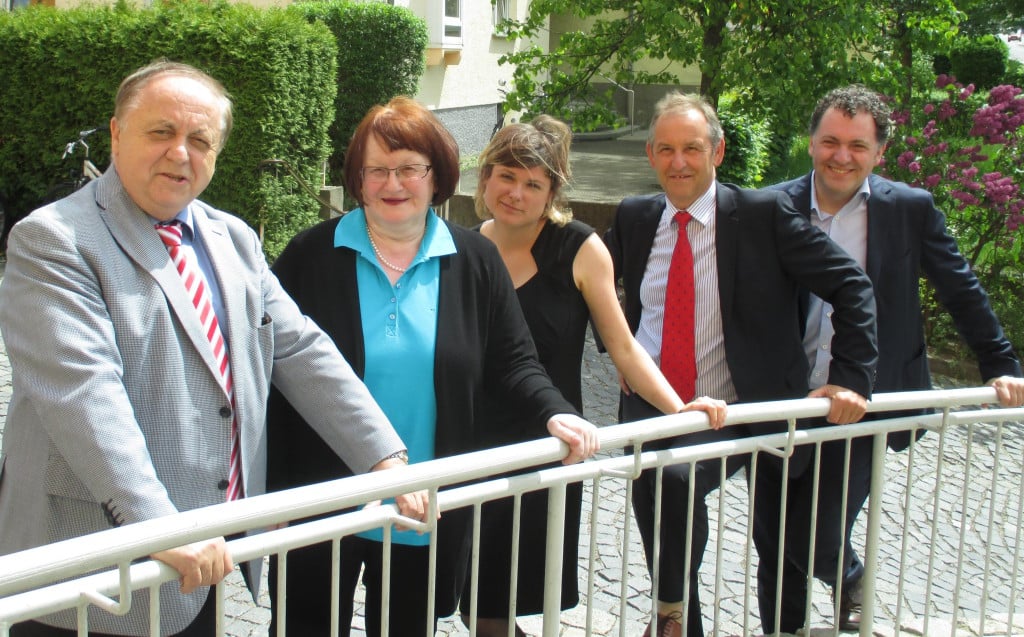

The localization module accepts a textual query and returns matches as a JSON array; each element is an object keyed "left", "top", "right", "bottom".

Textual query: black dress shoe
[{"left": 834, "top": 579, "right": 863, "bottom": 631}]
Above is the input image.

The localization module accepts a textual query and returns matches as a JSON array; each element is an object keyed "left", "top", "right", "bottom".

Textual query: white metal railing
[{"left": 0, "top": 387, "right": 1022, "bottom": 636}]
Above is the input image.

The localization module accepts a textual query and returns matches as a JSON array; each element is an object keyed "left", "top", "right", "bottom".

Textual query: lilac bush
[{"left": 882, "top": 75, "right": 1024, "bottom": 351}]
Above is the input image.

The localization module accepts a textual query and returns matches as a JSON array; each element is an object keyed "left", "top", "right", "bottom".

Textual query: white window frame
[
  {"left": 492, "top": 0, "right": 511, "bottom": 37},
  {"left": 442, "top": 0, "right": 461, "bottom": 45}
]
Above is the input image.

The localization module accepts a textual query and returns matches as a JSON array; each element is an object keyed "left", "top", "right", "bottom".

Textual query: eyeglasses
[{"left": 361, "top": 164, "right": 432, "bottom": 183}]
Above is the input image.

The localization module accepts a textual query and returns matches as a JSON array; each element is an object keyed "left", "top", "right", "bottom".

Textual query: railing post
[
  {"left": 542, "top": 484, "right": 567, "bottom": 637},
  {"left": 859, "top": 432, "right": 887, "bottom": 636}
]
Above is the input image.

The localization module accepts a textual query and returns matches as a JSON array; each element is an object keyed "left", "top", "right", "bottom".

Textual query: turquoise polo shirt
[{"left": 335, "top": 208, "right": 456, "bottom": 545}]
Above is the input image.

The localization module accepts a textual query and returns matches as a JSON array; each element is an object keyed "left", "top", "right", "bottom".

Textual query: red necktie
[
  {"left": 661, "top": 211, "right": 697, "bottom": 401},
  {"left": 156, "top": 221, "right": 243, "bottom": 501}
]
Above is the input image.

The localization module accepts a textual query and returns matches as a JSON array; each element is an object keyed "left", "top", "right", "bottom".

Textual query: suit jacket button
[
  {"left": 217, "top": 479, "right": 230, "bottom": 490},
  {"left": 219, "top": 406, "right": 232, "bottom": 418}
]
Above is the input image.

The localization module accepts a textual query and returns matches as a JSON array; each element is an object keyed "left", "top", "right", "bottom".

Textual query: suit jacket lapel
[
  {"left": 714, "top": 183, "right": 739, "bottom": 328},
  {"left": 95, "top": 169, "right": 228, "bottom": 391},
  {"left": 865, "top": 174, "right": 890, "bottom": 287},
  {"left": 192, "top": 204, "right": 246, "bottom": 375}
]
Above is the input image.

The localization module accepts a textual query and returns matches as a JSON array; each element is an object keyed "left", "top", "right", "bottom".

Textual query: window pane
[{"left": 444, "top": 0, "right": 459, "bottom": 19}]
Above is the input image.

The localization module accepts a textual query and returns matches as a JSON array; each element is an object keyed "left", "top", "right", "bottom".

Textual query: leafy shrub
[
  {"left": 883, "top": 76, "right": 1024, "bottom": 354},
  {"left": 949, "top": 35, "right": 1010, "bottom": 90},
  {"left": 717, "top": 99, "right": 770, "bottom": 187},
  {"left": 0, "top": 0, "right": 336, "bottom": 259},
  {"left": 1005, "top": 59, "right": 1024, "bottom": 92},
  {"left": 287, "top": 1, "right": 426, "bottom": 186},
  {"left": 0, "top": 0, "right": 428, "bottom": 259}
]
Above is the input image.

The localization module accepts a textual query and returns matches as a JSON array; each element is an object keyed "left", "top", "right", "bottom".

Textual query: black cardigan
[{"left": 266, "top": 216, "right": 576, "bottom": 490}]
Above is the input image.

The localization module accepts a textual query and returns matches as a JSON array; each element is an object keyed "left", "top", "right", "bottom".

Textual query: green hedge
[
  {"left": 0, "top": 0, "right": 336, "bottom": 258},
  {"left": 717, "top": 98, "right": 771, "bottom": 187},
  {"left": 0, "top": 0, "right": 429, "bottom": 259},
  {"left": 949, "top": 34, "right": 1010, "bottom": 89},
  {"left": 287, "top": 0, "right": 427, "bottom": 187}
]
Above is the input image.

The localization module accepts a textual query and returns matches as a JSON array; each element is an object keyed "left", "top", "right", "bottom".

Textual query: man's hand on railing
[
  {"left": 150, "top": 537, "right": 234, "bottom": 594},
  {"left": 680, "top": 395, "right": 728, "bottom": 430},
  {"left": 547, "top": 413, "right": 600, "bottom": 465},
  {"left": 807, "top": 384, "right": 868, "bottom": 425},
  {"left": 987, "top": 375, "right": 1024, "bottom": 407}
]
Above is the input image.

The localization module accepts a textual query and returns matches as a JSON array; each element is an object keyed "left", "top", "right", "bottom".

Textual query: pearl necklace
[{"left": 366, "top": 225, "right": 408, "bottom": 273}]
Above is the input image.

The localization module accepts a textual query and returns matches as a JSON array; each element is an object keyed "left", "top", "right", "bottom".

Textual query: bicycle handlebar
[{"left": 61, "top": 128, "right": 101, "bottom": 160}]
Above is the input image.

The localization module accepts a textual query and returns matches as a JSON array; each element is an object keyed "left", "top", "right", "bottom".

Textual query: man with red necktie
[{"left": 605, "top": 91, "right": 878, "bottom": 637}]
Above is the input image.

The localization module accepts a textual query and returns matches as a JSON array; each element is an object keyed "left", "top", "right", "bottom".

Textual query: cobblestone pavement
[{"left": 3, "top": 237, "right": 1024, "bottom": 637}]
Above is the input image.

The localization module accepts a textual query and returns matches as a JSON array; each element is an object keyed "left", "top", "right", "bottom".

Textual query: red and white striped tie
[{"left": 156, "top": 221, "right": 243, "bottom": 501}]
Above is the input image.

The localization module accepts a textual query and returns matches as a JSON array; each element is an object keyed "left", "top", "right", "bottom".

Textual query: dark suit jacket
[
  {"left": 772, "top": 173, "right": 1021, "bottom": 449},
  {"left": 266, "top": 214, "right": 576, "bottom": 491},
  {"left": 605, "top": 184, "right": 878, "bottom": 435}
]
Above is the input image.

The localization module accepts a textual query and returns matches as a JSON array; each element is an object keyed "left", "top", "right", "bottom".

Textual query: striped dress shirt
[{"left": 636, "top": 183, "right": 738, "bottom": 403}]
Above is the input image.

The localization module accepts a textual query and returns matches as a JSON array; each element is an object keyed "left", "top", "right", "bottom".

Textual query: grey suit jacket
[{"left": 0, "top": 168, "right": 404, "bottom": 635}]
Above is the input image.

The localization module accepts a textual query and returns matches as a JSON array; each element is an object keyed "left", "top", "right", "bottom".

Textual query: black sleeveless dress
[{"left": 462, "top": 219, "right": 594, "bottom": 616}]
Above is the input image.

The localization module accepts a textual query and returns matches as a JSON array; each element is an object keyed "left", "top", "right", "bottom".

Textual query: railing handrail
[{"left": 0, "top": 386, "right": 1013, "bottom": 605}]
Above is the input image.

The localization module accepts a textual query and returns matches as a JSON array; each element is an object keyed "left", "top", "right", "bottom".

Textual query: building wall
[{"left": 397, "top": 0, "right": 544, "bottom": 156}]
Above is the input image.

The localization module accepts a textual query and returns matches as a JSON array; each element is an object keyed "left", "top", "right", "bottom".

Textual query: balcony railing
[{"left": 0, "top": 387, "right": 1022, "bottom": 636}]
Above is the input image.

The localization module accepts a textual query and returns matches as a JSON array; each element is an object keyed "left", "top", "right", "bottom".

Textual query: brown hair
[{"left": 343, "top": 96, "right": 460, "bottom": 207}]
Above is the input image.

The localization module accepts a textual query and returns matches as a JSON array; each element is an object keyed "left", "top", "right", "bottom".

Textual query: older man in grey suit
[{"left": 0, "top": 60, "right": 425, "bottom": 637}]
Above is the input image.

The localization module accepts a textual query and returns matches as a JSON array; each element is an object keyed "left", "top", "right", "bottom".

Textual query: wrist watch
[{"left": 381, "top": 449, "right": 409, "bottom": 464}]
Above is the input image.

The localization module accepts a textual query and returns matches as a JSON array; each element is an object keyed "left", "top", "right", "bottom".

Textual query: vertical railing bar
[
  {"left": 805, "top": 441, "right": 822, "bottom": 636},
  {"left": 542, "top": 483, "right": 567, "bottom": 636},
  {"left": 923, "top": 420, "right": 950, "bottom": 637},
  {"left": 978, "top": 421, "right": 1004, "bottom": 635},
  {"left": 742, "top": 451, "right": 759, "bottom": 637},
  {"left": 331, "top": 537, "right": 341, "bottom": 637},
  {"left": 509, "top": 492, "right": 523, "bottom": 635},
  {"left": 951, "top": 422, "right": 975, "bottom": 636},
  {"left": 894, "top": 426, "right": 919, "bottom": 631},
  {"left": 711, "top": 450, "right": 727, "bottom": 636},
  {"left": 1005, "top": 433, "right": 1024, "bottom": 637},
  {"left": 585, "top": 476, "right": 600, "bottom": 637},
  {"left": 467, "top": 501, "right": 482, "bottom": 637},
  {"left": 275, "top": 551, "right": 287, "bottom": 637},
  {"left": 857, "top": 432, "right": 886, "bottom": 636}
]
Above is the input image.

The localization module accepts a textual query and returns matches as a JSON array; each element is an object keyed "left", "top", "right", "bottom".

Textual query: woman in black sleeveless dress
[{"left": 461, "top": 115, "right": 726, "bottom": 636}]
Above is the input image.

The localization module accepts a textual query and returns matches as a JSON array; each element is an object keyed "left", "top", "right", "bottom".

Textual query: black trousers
[
  {"left": 268, "top": 509, "right": 471, "bottom": 637},
  {"left": 753, "top": 432, "right": 870, "bottom": 634},
  {"left": 623, "top": 393, "right": 750, "bottom": 637},
  {"left": 458, "top": 480, "right": 583, "bottom": 618}
]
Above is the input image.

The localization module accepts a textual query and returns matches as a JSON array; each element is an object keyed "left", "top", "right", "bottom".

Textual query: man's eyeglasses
[{"left": 362, "top": 164, "right": 432, "bottom": 184}]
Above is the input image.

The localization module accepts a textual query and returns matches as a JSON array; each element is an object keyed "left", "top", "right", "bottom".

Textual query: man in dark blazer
[
  {"left": 761, "top": 84, "right": 1024, "bottom": 634},
  {"left": 605, "top": 91, "right": 878, "bottom": 637},
  {"left": 0, "top": 61, "right": 425, "bottom": 637}
]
